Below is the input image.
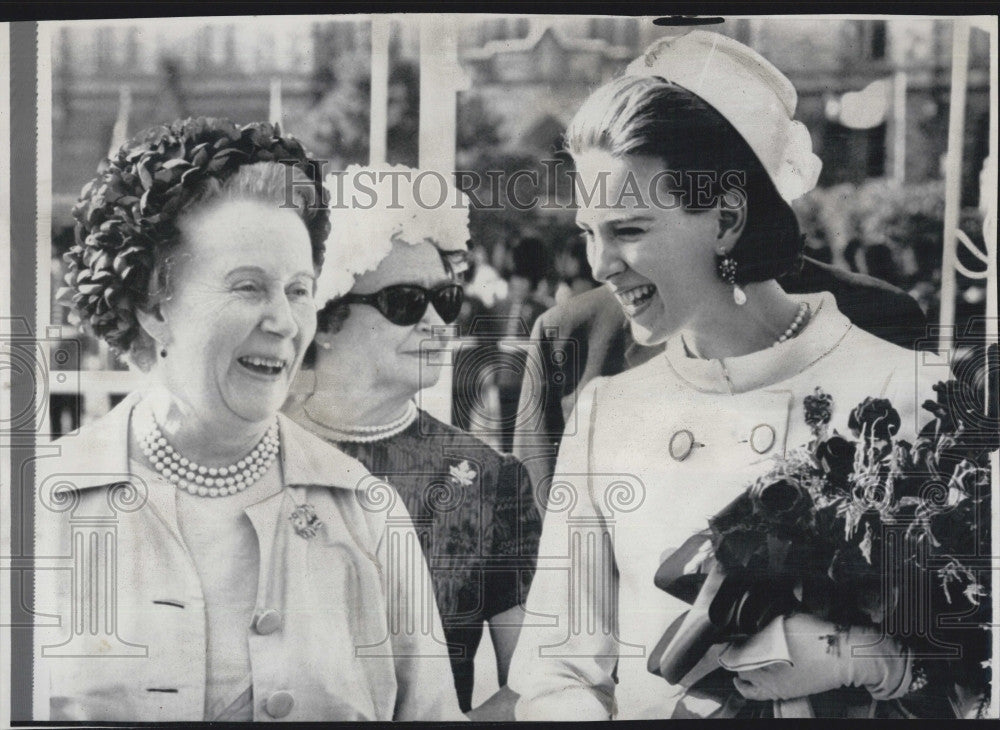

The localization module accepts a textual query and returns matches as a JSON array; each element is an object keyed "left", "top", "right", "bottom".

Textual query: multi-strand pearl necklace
[
  {"left": 140, "top": 417, "right": 280, "bottom": 497},
  {"left": 772, "top": 301, "right": 810, "bottom": 346},
  {"left": 302, "top": 399, "right": 418, "bottom": 444}
]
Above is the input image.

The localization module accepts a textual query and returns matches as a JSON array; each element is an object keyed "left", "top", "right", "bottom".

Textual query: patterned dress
[{"left": 320, "top": 409, "right": 541, "bottom": 711}]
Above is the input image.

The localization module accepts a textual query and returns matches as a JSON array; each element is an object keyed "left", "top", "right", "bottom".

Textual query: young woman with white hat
[{"left": 508, "top": 31, "right": 942, "bottom": 720}]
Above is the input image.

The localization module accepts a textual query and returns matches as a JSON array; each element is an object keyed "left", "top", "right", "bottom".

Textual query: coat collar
[
  {"left": 42, "top": 389, "right": 371, "bottom": 493},
  {"left": 661, "top": 292, "right": 853, "bottom": 394}
]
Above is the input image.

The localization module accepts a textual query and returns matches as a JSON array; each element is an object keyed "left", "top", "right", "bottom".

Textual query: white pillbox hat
[{"left": 625, "top": 30, "right": 822, "bottom": 202}]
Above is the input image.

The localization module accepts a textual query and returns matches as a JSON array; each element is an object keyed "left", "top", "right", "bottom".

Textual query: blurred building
[
  {"left": 52, "top": 16, "right": 992, "bottom": 224},
  {"left": 448, "top": 17, "right": 991, "bottom": 205},
  {"left": 51, "top": 18, "right": 369, "bottom": 228}
]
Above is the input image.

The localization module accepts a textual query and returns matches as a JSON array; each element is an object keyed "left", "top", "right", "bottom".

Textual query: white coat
[{"left": 510, "top": 292, "right": 933, "bottom": 720}]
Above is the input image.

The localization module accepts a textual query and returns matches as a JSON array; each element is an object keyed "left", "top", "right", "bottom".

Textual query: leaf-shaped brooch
[{"left": 448, "top": 460, "right": 477, "bottom": 488}]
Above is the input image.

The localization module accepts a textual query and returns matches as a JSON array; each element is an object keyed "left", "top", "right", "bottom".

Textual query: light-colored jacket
[
  {"left": 509, "top": 293, "right": 932, "bottom": 720},
  {"left": 32, "top": 391, "right": 466, "bottom": 722}
]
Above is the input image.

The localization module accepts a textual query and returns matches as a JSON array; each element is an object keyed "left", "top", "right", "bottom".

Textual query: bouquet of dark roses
[{"left": 649, "top": 345, "right": 997, "bottom": 718}]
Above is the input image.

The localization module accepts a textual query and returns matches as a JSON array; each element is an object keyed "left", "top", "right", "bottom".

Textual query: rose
[
  {"left": 923, "top": 368, "right": 1000, "bottom": 456},
  {"left": 927, "top": 499, "right": 980, "bottom": 568},
  {"left": 749, "top": 476, "right": 812, "bottom": 526},
  {"left": 813, "top": 434, "right": 856, "bottom": 493},
  {"left": 848, "top": 397, "right": 901, "bottom": 443}
]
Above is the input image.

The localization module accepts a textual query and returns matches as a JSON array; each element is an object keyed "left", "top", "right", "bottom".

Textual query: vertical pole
[
  {"left": 268, "top": 77, "right": 283, "bottom": 129},
  {"left": 417, "top": 16, "right": 463, "bottom": 424},
  {"left": 107, "top": 84, "right": 131, "bottom": 159},
  {"left": 369, "top": 16, "right": 391, "bottom": 165},
  {"left": 36, "top": 23, "right": 53, "bottom": 441},
  {"left": 892, "top": 70, "right": 907, "bottom": 183},
  {"left": 939, "top": 19, "right": 970, "bottom": 356},
  {"left": 0, "top": 23, "right": 12, "bottom": 724},
  {"left": 418, "top": 16, "right": 458, "bottom": 172},
  {"left": 983, "top": 20, "right": 998, "bottom": 412}
]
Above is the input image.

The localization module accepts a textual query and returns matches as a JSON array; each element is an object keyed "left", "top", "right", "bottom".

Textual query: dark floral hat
[{"left": 59, "top": 117, "right": 330, "bottom": 355}]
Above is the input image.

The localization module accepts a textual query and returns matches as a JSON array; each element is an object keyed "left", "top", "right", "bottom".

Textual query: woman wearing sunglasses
[{"left": 284, "top": 165, "right": 542, "bottom": 721}]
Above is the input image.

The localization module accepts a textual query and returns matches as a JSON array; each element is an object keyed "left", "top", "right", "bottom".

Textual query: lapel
[{"left": 36, "top": 390, "right": 187, "bottom": 541}]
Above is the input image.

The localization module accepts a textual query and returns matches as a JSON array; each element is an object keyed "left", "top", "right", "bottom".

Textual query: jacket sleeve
[
  {"left": 511, "top": 310, "right": 563, "bottom": 508},
  {"left": 508, "top": 379, "right": 618, "bottom": 720},
  {"left": 377, "top": 500, "right": 467, "bottom": 722}
]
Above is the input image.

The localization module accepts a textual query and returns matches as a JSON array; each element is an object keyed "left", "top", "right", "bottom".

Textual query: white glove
[{"left": 723, "top": 613, "right": 912, "bottom": 701}]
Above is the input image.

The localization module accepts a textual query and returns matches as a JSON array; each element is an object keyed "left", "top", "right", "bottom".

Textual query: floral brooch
[{"left": 289, "top": 503, "right": 323, "bottom": 539}]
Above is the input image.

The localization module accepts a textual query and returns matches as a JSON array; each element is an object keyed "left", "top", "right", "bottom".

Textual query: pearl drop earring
[{"left": 715, "top": 248, "right": 747, "bottom": 306}]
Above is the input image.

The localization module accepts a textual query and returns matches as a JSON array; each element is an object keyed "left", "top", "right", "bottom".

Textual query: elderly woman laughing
[{"left": 33, "top": 118, "right": 465, "bottom": 722}]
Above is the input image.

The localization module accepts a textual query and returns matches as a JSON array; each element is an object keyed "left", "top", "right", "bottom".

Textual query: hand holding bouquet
[{"left": 649, "top": 345, "right": 997, "bottom": 718}]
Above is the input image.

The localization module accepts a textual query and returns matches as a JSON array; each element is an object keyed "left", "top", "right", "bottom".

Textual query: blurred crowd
[
  {"left": 793, "top": 179, "right": 989, "bottom": 337},
  {"left": 451, "top": 237, "right": 596, "bottom": 451}
]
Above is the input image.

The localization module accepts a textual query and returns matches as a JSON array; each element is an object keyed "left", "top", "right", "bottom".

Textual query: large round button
[
  {"left": 254, "top": 609, "right": 282, "bottom": 635},
  {"left": 668, "top": 429, "right": 703, "bottom": 461},
  {"left": 265, "top": 690, "right": 294, "bottom": 718}
]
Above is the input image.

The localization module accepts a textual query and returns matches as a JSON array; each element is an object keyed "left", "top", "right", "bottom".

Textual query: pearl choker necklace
[
  {"left": 302, "top": 399, "right": 418, "bottom": 443},
  {"left": 140, "top": 417, "right": 279, "bottom": 497},
  {"left": 773, "top": 302, "right": 810, "bottom": 347}
]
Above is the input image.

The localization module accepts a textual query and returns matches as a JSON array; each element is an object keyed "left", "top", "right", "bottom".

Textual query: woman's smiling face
[
  {"left": 155, "top": 198, "right": 317, "bottom": 427},
  {"left": 573, "top": 149, "right": 724, "bottom": 346}
]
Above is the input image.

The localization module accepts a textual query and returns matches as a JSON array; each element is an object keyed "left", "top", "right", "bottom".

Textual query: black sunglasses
[{"left": 342, "top": 283, "right": 465, "bottom": 326}]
